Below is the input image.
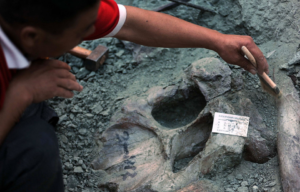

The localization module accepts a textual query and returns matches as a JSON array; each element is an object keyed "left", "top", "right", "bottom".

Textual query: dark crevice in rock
[
  {"left": 151, "top": 89, "right": 207, "bottom": 128},
  {"left": 172, "top": 114, "right": 213, "bottom": 173}
]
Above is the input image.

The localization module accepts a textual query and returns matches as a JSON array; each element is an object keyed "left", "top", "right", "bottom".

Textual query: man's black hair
[{"left": 0, "top": 0, "right": 99, "bottom": 34}]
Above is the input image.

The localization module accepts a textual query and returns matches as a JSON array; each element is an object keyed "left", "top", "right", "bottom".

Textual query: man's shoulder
[{"left": 84, "top": 0, "right": 125, "bottom": 40}]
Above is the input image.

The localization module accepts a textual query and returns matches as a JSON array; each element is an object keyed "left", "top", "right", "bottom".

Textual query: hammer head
[{"left": 84, "top": 45, "right": 109, "bottom": 71}]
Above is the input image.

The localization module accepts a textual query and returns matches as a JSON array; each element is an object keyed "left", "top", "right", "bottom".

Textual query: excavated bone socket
[{"left": 151, "top": 88, "right": 206, "bottom": 128}]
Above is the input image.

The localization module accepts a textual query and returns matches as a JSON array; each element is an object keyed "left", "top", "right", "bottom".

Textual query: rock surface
[
  {"left": 185, "top": 57, "right": 232, "bottom": 101},
  {"left": 47, "top": 0, "right": 300, "bottom": 191},
  {"left": 277, "top": 66, "right": 300, "bottom": 191},
  {"left": 91, "top": 58, "right": 276, "bottom": 191},
  {"left": 176, "top": 179, "right": 223, "bottom": 192}
]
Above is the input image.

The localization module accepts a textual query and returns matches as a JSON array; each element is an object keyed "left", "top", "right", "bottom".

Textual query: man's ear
[{"left": 20, "top": 26, "right": 43, "bottom": 52}]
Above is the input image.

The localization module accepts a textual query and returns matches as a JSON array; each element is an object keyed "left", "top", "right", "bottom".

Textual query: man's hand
[
  {"left": 216, "top": 34, "right": 269, "bottom": 75},
  {"left": 11, "top": 59, "right": 83, "bottom": 104},
  {"left": 0, "top": 59, "right": 82, "bottom": 145}
]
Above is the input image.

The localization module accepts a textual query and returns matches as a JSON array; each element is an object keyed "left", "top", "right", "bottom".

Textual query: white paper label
[{"left": 212, "top": 112, "right": 250, "bottom": 137}]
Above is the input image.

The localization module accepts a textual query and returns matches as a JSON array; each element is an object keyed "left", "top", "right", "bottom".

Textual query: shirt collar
[{"left": 0, "top": 25, "right": 30, "bottom": 69}]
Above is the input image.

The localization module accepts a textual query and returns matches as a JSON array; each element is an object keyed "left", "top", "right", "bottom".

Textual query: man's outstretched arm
[{"left": 114, "top": 6, "right": 268, "bottom": 75}]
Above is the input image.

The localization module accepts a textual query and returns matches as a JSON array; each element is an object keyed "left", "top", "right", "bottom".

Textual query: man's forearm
[
  {"left": 115, "top": 6, "right": 223, "bottom": 51},
  {"left": 0, "top": 86, "right": 31, "bottom": 145},
  {"left": 115, "top": 6, "right": 269, "bottom": 75}
]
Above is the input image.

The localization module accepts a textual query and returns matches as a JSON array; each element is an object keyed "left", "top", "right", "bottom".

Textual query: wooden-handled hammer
[{"left": 68, "top": 45, "right": 109, "bottom": 71}]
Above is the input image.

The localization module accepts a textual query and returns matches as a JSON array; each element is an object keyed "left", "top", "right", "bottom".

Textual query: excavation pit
[{"left": 151, "top": 89, "right": 207, "bottom": 129}]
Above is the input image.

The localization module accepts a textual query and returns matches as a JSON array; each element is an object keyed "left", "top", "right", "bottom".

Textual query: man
[{"left": 0, "top": 0, "right": 268, "bottom": 191}]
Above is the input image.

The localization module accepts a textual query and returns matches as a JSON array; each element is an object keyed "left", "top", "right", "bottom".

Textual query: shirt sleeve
[{"left": 84, "top": 0, "right": 127, "bottom": 40}]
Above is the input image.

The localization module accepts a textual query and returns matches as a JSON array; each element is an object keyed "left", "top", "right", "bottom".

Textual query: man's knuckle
[
  {"left": 69, "top": 73, "right": 76, "bottom": 80},
  {"left": 51, "top": 77, "right": 59, "bottom": 85},
  {"left": 53, "top": 89, "right": 59, "bottom": 96},
  {"left": 66, "top": 80, "right": 73, "bottom": 89},
  {"left": 247, "top": 36, "right": 253, "bottom": 40},
  {"left": 63, "top": 91, "right": 73, "bottom": 98},
  {"left": 244, "top": 37, "right": 254, "bottom": 46}
]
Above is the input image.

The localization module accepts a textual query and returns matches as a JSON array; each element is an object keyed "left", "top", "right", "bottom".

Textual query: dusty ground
[{"left": 47, "top": 0, "right": 300, "bottom": 191}]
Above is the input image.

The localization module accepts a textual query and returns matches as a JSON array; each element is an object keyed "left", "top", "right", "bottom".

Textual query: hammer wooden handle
[
  {"left": 241, "top": 46, "right": 277, "bottom": 88},
  {"left": 69, "top": 46, "right": 92, "bottom": 58}
]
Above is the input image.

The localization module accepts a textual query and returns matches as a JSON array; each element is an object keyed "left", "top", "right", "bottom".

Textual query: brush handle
[{"left": 241, "top": 46, "right": 277, "bottom": 89}]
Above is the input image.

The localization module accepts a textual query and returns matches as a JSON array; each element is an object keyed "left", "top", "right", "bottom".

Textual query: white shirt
[{"left": 0, "top": 25, "right": 30, "bottom": 69}]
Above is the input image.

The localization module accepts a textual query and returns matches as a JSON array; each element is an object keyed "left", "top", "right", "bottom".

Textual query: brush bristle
[{"left": 259, "top": 78, "right": 282, "bottom": 99}]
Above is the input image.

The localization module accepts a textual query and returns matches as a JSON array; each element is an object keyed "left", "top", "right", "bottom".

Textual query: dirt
[{"left": 47, "top": 0, "right": 300, "bottom": 191}]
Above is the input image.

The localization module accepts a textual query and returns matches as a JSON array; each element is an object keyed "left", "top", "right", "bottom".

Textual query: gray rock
[
  {"left": 73, "top": 156, "right": 79, "bottom": 163},
  {"left": 69, "top": 124, "right": 77, "bottom": 128},
  {"left": 100, "top": 109, "right": 110, "bottom": 116},
  {"left": 236, "top": 174, "right": 243, "bottom": 180},
  {"left": 265, "top": 181, "right": 276, "bottom": 187},
  {"left": 237, "top": 187, "right": 249, "bottom": 192},
  {"left": 204, "top": 92, "right": 276, "bottom": 163},
  {"left": 185, "top": 57, "right": 232, "bottom": 101},
  {"left": 199, "top": 133, "right": 245, "bottom": 175},
  {"left": 288, "top": 52, "right": 300, "bottom": 65},
  {"left": 91, "top": 102, "right": 104, "bottom": 114},
  {"left": 86, "top": 71, "right": 96, "bottom": 78},
  {"left": 60, "top": 135, "right": 68, "bottom": 143},
  {"left": 74, "top": 167, "right": 84, "bottom": 173},
  {"left": 67, "top": 175, "right": 80, "bottom": 189},
  {"left": 76, "top": 68, "right": 90, "bottom": 79},
  {"left": 247, "top": 178, "right": 254, "bottom": 185},
  {"left": 78, "top": 129, "right": 87, "bottom": 136},
  {"left": 58, "top": 114, "right": 68, "bottom": 124},
  {"left": 116, "top": 50, "right": 125, "bottom": 58},
  {"left": 241, "top": 181, "right": 248, "bottom": 187},
  {"left": 69, "top": 114, "right": 74, "bottom": 120},
  {"left": 176, "top": 179, "right": 223, "bottom": 192},
  {"left": 266, "top": 50, "right": 276, "bottom": 59},
  {"left": 267, "top": 181, "right": 277, "bottom": 187},
  {"left": 93, "top": 85, "right": 246, "bottom": 191},
  {"left": 227, "top": 175, "right": 234, "bottom": 181},
  {"left": 72, "top": 66, "right": 79, "bottom": 74},
  {"left": 232, "top": 185, "right": 239, "bottom": 190},
  {"left": 279, "top": 63, "right": 290, "bottom": 70},
  {"left": 252, "top": 186, "right": 259, "bottom": 192},
  {"left": 296, "top": 71, "right": 300, "bottom": 80},
  {"left": 85, "top": 113, "right": 93, "bottom": 118},
  {"left": 64, "top": 162, "right": 73, "bottom": 170},
  {"left": 231, "top": 70, "right": 244, "bottom": 92},
  {"left": 68, "top": 54, "right": 83, "bottom": 66},
  {"left": 114, "top": 60, "right": 126, "bottom": 70}
]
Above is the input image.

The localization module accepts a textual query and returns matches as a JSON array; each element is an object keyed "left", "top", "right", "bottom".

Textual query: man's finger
[
  {"left": 255, "top": 55, "right": 269, "bottom": 75},
  {"left": 54, "top": 87, "right": 75, "bottom": 98},
  {"left": 57, "top": 79, "right": 83, "bottom": 92},
  {"left": 236, "top": 57, "right": 257, "bottom": 75},
  {"left": 246, "top": 46, "right": 269, "bottom": 75},
  {"left": 47, "top": 60, "right": 71, "bottom": 70},
  {"left": 54, "top": 69, "right": 77, "bottom": 81}
]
